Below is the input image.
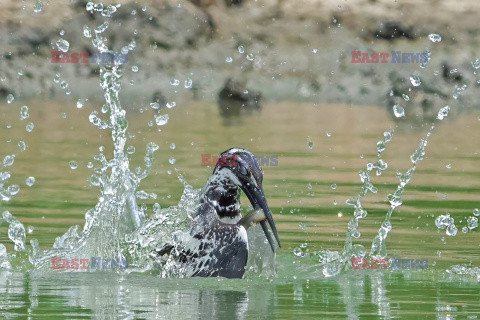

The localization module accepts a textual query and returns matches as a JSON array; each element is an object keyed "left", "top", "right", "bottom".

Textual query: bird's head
[{"left": 206, "top": 148, "right": 280, "bottom": 252}]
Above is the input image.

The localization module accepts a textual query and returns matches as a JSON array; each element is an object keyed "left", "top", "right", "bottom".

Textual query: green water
[{"left": 0, "top": 99, "right": 479, "bottom": 318}]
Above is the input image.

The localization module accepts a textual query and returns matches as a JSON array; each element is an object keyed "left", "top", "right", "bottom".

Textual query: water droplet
[
  {"left": 127, "top": 40, "right": 136, "bottom": 51},
  {"left": 20, "top": 105, "right": 29, "bottom": 120},
  {"left": 170, "top": 78, "right": 180, "bottom": 86},
  {"left": 53, "top": 74, "right": 60, "bottom": 83},
  {"left": 437, "top": 105, "right": 450, "bottom": 120},
  {"left": 326, "top": 132, "right": 332, "bottom": 137},
  {"left": 136, "top": 190, "right": 150, "bottom": 200},
  {"left": 307, "top": 136, "right": 313, "bottom": 149},
  {"left": 409, "top": 75, "right": 421, "bottom": 87},
  {"left": 377, "top": 141, "right": 386, "bottom": 153},
  {"left": 467, "top": 216, "right": 478, "bottom": 230},
  {"left": 393, "top": 104, "right": 405, "bottom": 118},
  {"left": 76, "top": 99, "right": 84, "bottom": 109},
  {"left": 56, "top": 38, "right": 70, "bottom": 52},
  {"left": 126, "top": 146, "right": 135, "bottom": 154},
  {"left": 331, "top": 183, "right": 337, "bottom": 190},
  {"left": 26, "top": 177, "right": 35, "bottom": 187},
  {"left": 471, "top": 58, "right": 480, "bottom": 70},
  {"left": 387, "top": 193, "right": 402, "bottom": 208},
  {"left": 184, "top": 78, "right": 192, "bottom": 88},
  {"left": 436, "top": 213, "right": 454, "bottom": 229},
  {"left": 226, "top": 57, "right": 233, "bottom": 63},
  {"left": 428, "top": 33, "right": 442, "bottom": 42},
  {"left": 169, "top": 157, "right": 176, "bottom": 165},
  {"left": 83, "top": 25, "right": 92, "bottom": 38},
  {"left": 86, "top": 1, "right": 94, "bottom": 11},
  {"left": 90, "top": 175, "right": 100, "bottom": 186},
  {"left": 60, "top": 81, "right": 68, "bottom": 89},
  {"left": 102, "top": 4, "right": 117, "bottom": 17},
  {"left": 473, "top": 208, "right": 480, "bottom": 216},
  {"left": 446, "top": 164, "right": 452, "bottom": 169},
  {"left": 170, "top": 143, "right": 176, "bottom": 150},
  {"left": 446, "top": 224, "right": 457, "bottom": 236},
  {"left": 166, "top": 101, "right": 176, "bottom": 109},
  {"left": 293, "top": 247, "right": 303, "bottom": 257},
  {"left": 69, "top": 160, "right": 78, "bottom": 170},
  {"left": 26, "top": 122, "right": 34, "bottom": 132},
  {"left": 132, "top": 65, "right": 139, "bottom": 72},
  {"left": 246, "top": 53, "right": 254, "bottom": 61},
  {"left": 3, "top": 155, "right": 15, "bottom": 167},
  {"left": 27, "top": 226, "right": 34, "bottom": 234},
  {"left": 8, "top": 185, "right": 20, "bottom": 196},
  {"left": 402, "top": 94, "right": 410, "bottom": 101},
  {"left": 155, "top": 114, "right": 169, "bottom": 126},
  {"left": 7, "top": 94, "right": 14, "bottom": 104},
  {"left": 462, "top": 226, "right": 468, "bottom": 233},
  {"left": 33, "top": 0, "right": 43, "bottom": 13},
  {"left": 150, "top": 102, "right": 160, "bottom": 109},
  {"left": 17, "top": 141, "right": 27, "bottom": 151},
  {"left": 87, "top": 162, "right": 93, "bottom": 169},
  {"left": 94, "top": 3, "right": 104, "bottom": 12},
  {"left": 238, "top": 46, "right": 245, "bottom": 54},
  {"left": 307, "top": 183, "right": 312, "bottom": 190}
]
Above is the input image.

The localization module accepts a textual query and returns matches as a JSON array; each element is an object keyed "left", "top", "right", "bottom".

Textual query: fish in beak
[{"left": 240, "top": 182, "right": 281, "bottom": 252}]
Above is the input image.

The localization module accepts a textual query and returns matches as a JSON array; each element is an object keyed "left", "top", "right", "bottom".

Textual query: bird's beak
[{"left": 241, "top": 183, "right": 281, "bottom": 252}]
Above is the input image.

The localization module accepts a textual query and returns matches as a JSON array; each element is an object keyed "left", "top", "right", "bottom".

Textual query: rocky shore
[{"left": 1, "top": 0, "right": 480, "bottom": 119}]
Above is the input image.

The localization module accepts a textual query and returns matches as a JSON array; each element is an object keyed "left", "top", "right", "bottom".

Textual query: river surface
[{"left": 0, "top": 99, "right": 479, "bottom": 318}]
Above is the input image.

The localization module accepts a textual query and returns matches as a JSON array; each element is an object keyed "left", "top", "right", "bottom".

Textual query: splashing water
[
  {"left": 0, "top": 3, "right": 195, "bottom": 276},
  {"left": 314, "top": 106, "right": 451, "bottom": 277},
  {"left": 369, "top": 110, "right": 450, "bottom": 258}
]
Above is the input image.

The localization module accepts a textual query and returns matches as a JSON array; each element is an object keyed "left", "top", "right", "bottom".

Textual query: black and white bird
[{"left": 156, "top": 148, "right": 280, "bottom": 279}]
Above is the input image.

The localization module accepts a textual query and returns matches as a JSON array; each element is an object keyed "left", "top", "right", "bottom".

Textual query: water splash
[
  {"left": 319, "top": 130, "right": 394, "bottom": 277},
  {"left": 0, "top": 3, "right": 189, "bottom": 274},
  {"left": 370, "top": 106, "right": 451, "bottom": 258},
  {"left": 316, "top": 105, "right": 451, "bottom": 277}
]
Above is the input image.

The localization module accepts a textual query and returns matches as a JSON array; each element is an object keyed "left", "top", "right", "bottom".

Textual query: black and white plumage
[{"left": 157, "top": 148, "right": 280, "bottom": 279}]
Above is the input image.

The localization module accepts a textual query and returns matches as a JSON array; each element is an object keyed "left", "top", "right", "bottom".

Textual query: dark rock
[
  {"left": 188, "top": 0, "right": 217, "bottom": 7},
  {"left": 152, "top": 90, "right": 167, "bottom": 106},
  {"left": 374, "top": 21, "right": 415, "bottom": 41},
  {"left": 0, "top": 86, "right": 13, "bottom": 98},
  {"left": 442, "top": 62, "right": 463, "bottom": 82},
  {"left": 217, "top": 78, "right": 262, "bottom": 125},
  {"left": 224, "top": 0, "right": 243, "bottom": 7}
]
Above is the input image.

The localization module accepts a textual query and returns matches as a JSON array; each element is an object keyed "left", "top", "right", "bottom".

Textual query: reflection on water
[
  {"left": 1, "top": 98, "right": 480, "bottom": 317},
  {"left": 1, "top": 269, "right": 479, "bottom": 319}
]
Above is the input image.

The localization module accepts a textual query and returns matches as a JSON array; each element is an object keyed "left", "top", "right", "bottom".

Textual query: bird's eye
[{"left": 239, "top": 165, "right": 248, "bottom": 176}]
